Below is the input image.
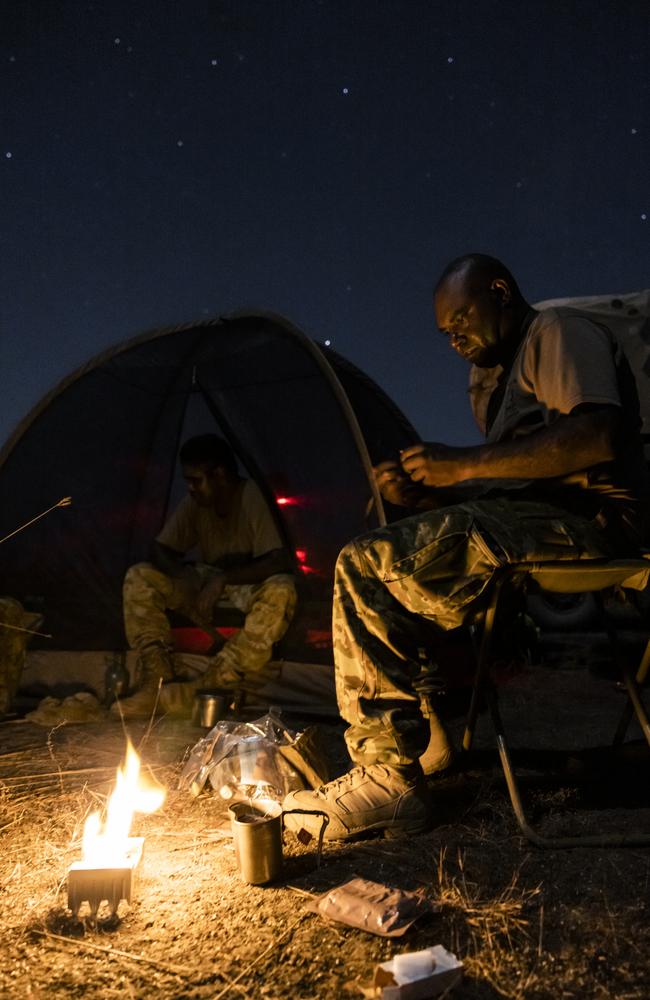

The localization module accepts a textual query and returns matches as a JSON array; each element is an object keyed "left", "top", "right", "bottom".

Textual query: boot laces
[{"left": 315, "top": 765, "right": 374, "bottom": 795}]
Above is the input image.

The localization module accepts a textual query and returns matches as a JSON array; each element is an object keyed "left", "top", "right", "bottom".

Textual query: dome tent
[{"left": 0, "top": 312, "right": 417, "bottom": 654}]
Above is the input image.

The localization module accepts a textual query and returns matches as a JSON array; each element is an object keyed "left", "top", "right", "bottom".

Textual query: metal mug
[
  {"left": 228, "top": 799, "right": 283, "bottom": 885},
  {"left": 192, "top": 690, "right": 227, "bottom": 728}
]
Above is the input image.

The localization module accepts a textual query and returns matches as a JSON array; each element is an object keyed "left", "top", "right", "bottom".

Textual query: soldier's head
[
  {"left": 179, "top": 435, "right": 239, "bottom": 507},
  {"left": 433, "top": 253, "right": 529, "bottom": 368}
]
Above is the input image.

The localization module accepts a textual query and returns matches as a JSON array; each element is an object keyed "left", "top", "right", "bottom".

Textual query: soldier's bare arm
[
  {"left": 400, "top": 406, "right": 620, "bottom": 487},
  {"left": 196, "top": 548, "right": 293, "bottom": 620}
]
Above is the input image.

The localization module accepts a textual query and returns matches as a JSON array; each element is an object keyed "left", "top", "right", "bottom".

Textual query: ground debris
[{"left": 0, "top": 692, "right": 649, "bottom": 999}]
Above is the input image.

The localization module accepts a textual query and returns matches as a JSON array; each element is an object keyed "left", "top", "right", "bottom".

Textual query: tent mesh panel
[{"left": 0, "top": 316, "right": 416, "bottom": 649}]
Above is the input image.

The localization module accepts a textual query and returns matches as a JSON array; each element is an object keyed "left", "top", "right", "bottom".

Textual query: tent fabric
[{"left": 0, "top": 312, "right": 417, "bottom": 650}]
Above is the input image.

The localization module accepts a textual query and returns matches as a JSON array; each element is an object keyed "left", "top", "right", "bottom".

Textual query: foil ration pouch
[{"left": 306, "top": 877, "right": 436, "bottom": 937}]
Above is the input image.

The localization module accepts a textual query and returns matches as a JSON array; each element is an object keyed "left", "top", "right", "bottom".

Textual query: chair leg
[
  {"left": 486, "top": 660, "right": 650, "bottom": 848},
  {"left": 591, "top": 595, "right": 650, "bottom": 748},
  {"left": 494, "top": 734, "right": 650, "bottom": 848},
  {"left": 613, "top": 636, "right": 650, "bottom": 747},
  {"left": 471, "top": 578, "right": 650, "bottom": 847},
  {"left": 462, "top": 573, "right": 507, "bottom": 752}
]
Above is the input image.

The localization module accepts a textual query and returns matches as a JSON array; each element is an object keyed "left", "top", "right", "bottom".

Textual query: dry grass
[
  {"left": 1, "top": 715, "right": 650, "bottom": 999},
  {"left": 433, "top": 846, "right": 542, "bottom": 999}
]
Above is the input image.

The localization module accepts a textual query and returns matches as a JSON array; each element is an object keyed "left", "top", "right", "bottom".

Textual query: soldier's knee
[
  {"left": 123, "top": 562, "right": 170, "bottom": 598},
  {"left": 335, "top": 539, "right": 364, "bottom": 578},
  {"left": 125, "top": 562, "right": 151, "bottom": 581},
  {"left": 246, "top": 579, "right": 296, "bottom": 630},
  {"left": 261, "top": 575, "right": 297, "bottom": 610},
  {"left": 0, "top": 596, "right": 25, "bottom": 622}
]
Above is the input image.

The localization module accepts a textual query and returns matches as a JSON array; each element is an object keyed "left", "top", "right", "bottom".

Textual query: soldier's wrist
[{"left": 199, "top": 563, "right": 229, "bottom": 584}]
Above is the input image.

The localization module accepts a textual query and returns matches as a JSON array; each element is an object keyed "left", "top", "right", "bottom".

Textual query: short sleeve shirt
[
  {"left": 487, "top": 308, "right": 623, "bottom": 442},
  {"left": 156, "top": 479, "right": 284, "bottom": 568},
  {"left": 483, "top": 307, "right": 649, "bottom": 528}
]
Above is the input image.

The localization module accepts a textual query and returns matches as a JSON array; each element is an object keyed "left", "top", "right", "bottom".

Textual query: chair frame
[{"left": 462, "top": 559, "right": 650, "bottom": 848}]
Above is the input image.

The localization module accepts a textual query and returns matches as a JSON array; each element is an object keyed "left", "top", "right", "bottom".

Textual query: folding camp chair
[{"left": 462, "top": 556, "right": 650, "bottom": 848}]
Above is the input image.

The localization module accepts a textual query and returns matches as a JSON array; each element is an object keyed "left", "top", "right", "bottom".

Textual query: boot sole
[
  {"left": 331, "top": 816, "right": 432, "bottom": 842},
  {"left": 285, "top": 812, "right": 432, "bottom": 842},
  {"left": 382, "top": 818, "right": 431, "bottom": 839}
]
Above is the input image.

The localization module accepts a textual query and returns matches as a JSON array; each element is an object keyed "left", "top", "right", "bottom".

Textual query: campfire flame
[{"left": 82, "top": 741, "right": 165, "bottom": 865}]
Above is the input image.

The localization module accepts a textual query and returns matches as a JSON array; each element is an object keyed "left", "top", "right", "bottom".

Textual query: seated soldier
[
  {"left": 283, "top": 252, "right": 650, "bottom": 841},
  {"left": 115, "top": 434, "right": 297, "bottom": 717}
]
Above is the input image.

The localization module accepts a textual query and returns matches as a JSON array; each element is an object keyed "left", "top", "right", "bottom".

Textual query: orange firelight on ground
[{"left": 81, "top": 741, "right": 166, "bottom": 866}]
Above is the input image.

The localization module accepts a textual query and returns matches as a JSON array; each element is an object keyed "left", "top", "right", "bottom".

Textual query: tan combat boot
[
  {"left": 110, "top": 642, "right": 176, "bottom": 719},
  {"left": 283, "top": 762, "right": 431, "bottom": 841}
]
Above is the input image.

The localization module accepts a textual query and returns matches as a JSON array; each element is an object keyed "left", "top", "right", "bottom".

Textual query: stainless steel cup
[
  {"left": 193, "top": 691, "right": 227, "bottom": 728},
  {"left": 228, "top": 799, "right": 283, "bottom": 885}
]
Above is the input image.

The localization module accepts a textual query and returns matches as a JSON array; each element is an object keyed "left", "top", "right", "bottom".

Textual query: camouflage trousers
[
  {"left": 334, "top": 498, "right": 616, "bottom": 767},
  {"left": 123, "top": 564, "right": 297, "bottom": 690},
  {"left": 0, "top": 597, "right": 32, "bottom": 715}
]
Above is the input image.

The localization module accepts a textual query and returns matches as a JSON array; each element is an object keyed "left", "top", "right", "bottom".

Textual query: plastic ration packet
[
  {"left": 306, "top": 877, "right": 435, "bottom": 937},
  {"left": 178, "top": 710, "right": 301, "bottom": 801},
  {"left": 208, "top": 732, "right": 303, "bottom": 803}
]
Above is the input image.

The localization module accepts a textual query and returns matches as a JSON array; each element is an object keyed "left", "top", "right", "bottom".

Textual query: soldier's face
[
  {"left": 182, "top": 463, "right": 223, "bottom": 507},
  {"left": 434, "top": 272, "right": 506, "bottom": 368}
]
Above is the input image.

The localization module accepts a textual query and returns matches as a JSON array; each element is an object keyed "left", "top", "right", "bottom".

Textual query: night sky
[{"left": 2, "top": 0, "right": 648, "bottom": 450}]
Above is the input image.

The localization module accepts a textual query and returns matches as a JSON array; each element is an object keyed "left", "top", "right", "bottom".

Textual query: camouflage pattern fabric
[
  {"left": 123, "top": 563, "right": 296, "bottom": 691},
  {"left": 0, "top": 597, "right": 31, "bottom": 715},
  {"left": 334, "top": 497, "right": 616, "bottom": 768}
]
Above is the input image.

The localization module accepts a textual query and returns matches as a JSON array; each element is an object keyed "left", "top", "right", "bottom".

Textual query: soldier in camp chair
[
  {"left": 283, "top": 252, "right": 650, "bottom": 841},
  {"left": 116, "top": 434, "right": 297, "bottom": 718}
]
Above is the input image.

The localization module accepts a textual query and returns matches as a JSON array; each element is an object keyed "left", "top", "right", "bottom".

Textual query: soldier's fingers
[
  {"left": 400, "top": 453, "right": 424, "bottom": 474},
  {"left": 407, "top": 466, "right": 427, "bottom": 483},
  {"left": 399, "top": 443, "right": 426, "bottom": 460}
]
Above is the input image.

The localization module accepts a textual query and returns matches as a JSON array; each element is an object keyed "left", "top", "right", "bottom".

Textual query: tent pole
[{"left": 273, "top": 331, "right": 388, "bottom": 528}]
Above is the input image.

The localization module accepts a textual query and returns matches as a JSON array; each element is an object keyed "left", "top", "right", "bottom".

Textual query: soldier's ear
[{"left": 490, "top": 278, "right": 511, "bottom": 306}]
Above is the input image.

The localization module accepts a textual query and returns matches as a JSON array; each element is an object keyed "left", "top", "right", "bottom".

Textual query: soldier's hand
[
  {"left": 400, "top": 442, "right": 466, "bottom": 487},
  {"left": 196, "top": 573, "right": 227, "bottom": 621},
  {"left": 374, "top": 460, "right": 422, "bottom": 506}
]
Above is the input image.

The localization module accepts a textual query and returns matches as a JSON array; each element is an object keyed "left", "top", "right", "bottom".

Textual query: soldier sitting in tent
[
  {"left": 115, "top": 434, "right": 297, "bottom": 718},
  {"left": 283, "top": 252, "right": 650, "bottom": 841}
]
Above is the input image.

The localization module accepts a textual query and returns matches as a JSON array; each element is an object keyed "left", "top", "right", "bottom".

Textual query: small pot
[{"left": 192, "top": 690, "right": 227, "bottom": 728}]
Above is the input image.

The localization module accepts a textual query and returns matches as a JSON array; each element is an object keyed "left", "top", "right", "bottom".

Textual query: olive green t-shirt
[
  {"left": 156, "top": 479, "right": 283, "bottom": 569},
  {"left": 483, "top": 307, "right": 649, "bottom": 542}
]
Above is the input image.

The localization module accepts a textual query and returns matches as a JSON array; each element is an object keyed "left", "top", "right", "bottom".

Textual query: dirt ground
[{"left": 1, "top": 651, "right": 650, "bottom": 1000}]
